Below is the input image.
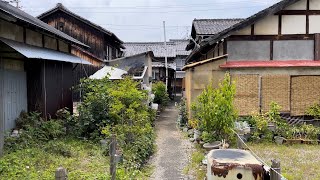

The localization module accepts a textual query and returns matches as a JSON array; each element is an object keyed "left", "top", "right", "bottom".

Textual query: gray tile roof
[
  {"left": 0, "top": 1, "right": 87, "bottom": 47},
  {"left": 124, "top": 39, "right": 190, "bottom": 58},
  {"left": 193, "top": 19, "right": 244, "bottom": 35}
]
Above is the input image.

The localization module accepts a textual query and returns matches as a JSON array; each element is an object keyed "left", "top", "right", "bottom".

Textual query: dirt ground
[{"left": 149, "top": 101, "right": 194, "bottom": 180}]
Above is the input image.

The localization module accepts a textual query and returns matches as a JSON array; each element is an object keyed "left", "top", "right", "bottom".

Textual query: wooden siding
[
  {"left": 41, "top": 13, "right": 121, "bottom": 61},
  {"left": 26, "top": 60, "right": 74, "bottom": 119}
]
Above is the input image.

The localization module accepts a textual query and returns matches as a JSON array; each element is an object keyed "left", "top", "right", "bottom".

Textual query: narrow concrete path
[{"left": 150, "top": 102, "right": 193, "bottom": 180}]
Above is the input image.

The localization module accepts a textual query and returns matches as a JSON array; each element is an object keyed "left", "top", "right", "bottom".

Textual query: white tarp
[{"left": 90, "top": 66, "right": 127, "bottom": 80}]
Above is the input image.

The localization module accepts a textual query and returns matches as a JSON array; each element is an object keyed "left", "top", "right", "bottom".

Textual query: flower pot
[
  {"left": 274, "top": 136, "right": 285, "bottom": 145},
  {"left": 203, "top": 141, "right": 222, "bottom": 150}
]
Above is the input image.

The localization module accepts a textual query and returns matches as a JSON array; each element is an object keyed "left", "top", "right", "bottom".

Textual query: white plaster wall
[
  {"left": 26, "top": 29, "right": 42, "bottom": 47},
  {"left": 281, "top": 15, "right": 306, "bottom": 34},
  {"left": 214, "top": 48, "right": 218, "bottom": 57},
  {"left": 254, "top": 15, "right": 278, "bottom": 35},
  {"left": 309, "top": 0, "right": 320, "bottom": 10},
  {"left": 0, "top": 19, "right": 23, "bottom": 42},
  {"left": 273, "top": 40, "right": 314, "bottom": 60},
  {"left": 228, "top": 41, "right": 270, "bottom": 61},
  {"left": 233, "top": 26, "right": 251, "bottom": 35},
  {"left": 309, "top": 15, "right": 320, "bottom": 33},
  {"left": 219, "top": 43, "right": 224, "bottom": 56},
  {"left": 285, "top": 0, "right": 307, "bottom": 10}
]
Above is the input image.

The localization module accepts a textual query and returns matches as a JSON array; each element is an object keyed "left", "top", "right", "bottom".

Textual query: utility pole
[
  {"left": 5, "top": 0, "right": 21, "bottom": 8},
  {"left": 163, "top": 21, "right": 168, "bottom": 91}
]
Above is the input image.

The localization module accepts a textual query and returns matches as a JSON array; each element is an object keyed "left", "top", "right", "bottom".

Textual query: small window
[{"left": 58, "top": 22, "right": 64, "bottom": 31}]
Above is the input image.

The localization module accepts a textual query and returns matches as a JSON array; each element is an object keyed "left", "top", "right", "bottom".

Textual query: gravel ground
[{"left": 149, "top": 102, "right": 194, "bottom": 180}]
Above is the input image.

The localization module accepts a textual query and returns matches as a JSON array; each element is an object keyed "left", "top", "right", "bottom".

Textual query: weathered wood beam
[
  {"left": 227, "top": 34, "right": 315, "bottom": 41},
  {"left": 314, "top": 34, "right": 320, "bottom": 60},
  {"left": 275, "top": 10, "right": 320, "bottom": 15}
]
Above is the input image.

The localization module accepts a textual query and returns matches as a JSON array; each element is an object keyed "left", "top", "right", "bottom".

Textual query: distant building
[{"left": 123, "top": 39, "right": 190, "bottom": 96}]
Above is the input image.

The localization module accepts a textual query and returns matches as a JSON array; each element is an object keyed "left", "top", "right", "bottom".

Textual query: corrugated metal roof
[
  {"left": 193, "top": 19, "right": 244, "bottom": 35},
  {"left": 220, "top": 60, "right": 320, "bottom": 68},
  {"left": 0, "top": 37, "right": 91, "bottom": 64},
  {"left": 123, "top": 39, "right": 190, "bottom": 58},
  {"left": 0, "top": 1, "right": 87, "bottom": 47}
]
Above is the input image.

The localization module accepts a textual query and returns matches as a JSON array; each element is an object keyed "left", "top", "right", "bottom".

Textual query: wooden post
[
  {"left": 110, "top": 134, "right": 117, "bottom": 180},
  {"left": 270, "top": 159, "right": 281, "bottom": 180},
  {"left": 55, "top": 167, "right": 68, "bottom": 180}
]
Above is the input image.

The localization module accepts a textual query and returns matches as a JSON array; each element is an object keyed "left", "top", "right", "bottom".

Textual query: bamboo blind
[
  {"left": 232, "top": 74, "right": 260, "bottom": 116},
  {"left": 261, "top": 75, "right": 290, "bottom": 112},
  {"left": 291, "top": 76, "right": 320, "bottom": 116}
]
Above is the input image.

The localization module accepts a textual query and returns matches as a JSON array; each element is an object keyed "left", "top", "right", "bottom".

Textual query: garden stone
[
  {"left": 274, "top": 136, "right": 285, "bottom": 145},
  {"left": 189, "top": 138, "right": 195, "bottom": 142}
]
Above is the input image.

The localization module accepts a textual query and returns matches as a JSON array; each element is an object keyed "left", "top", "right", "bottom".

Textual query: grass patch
[
  {"left": 183, "top": 144, "right": 206, "bottom": 180},
  {"left": 0, "top": 138, "right": 152, "bottom": 180},
  {"left": 249, "top": 143, "right": 320, "bottom": 180},
  {"left": 0, "top": 138, "right": 109, "bottom": 179}
]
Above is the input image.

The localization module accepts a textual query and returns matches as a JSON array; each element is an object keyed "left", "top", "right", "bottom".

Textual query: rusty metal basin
[{"left": 207, "top": 149, "right": 264, "bottom": 180}]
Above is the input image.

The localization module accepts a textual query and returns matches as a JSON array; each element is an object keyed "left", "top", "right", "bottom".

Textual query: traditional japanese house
[
  {"left": 37, "top": 3, "right": 124, "bottom": 99},
  {"left": 184, "top": 0, "right": 320, "bottom": 119},
  {"left": 0, "top": 1, "right": 89, "bottom": 154}
]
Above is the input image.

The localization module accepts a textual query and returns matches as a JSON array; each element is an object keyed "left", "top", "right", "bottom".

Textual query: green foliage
[
  {"left": 178, "top": 98, "right": 188, "bottom": 126},
  {"left": 5, "top": 112, "right": 66, "bottom": 151},
  {"left": 192, "top": 73, "right": 237, "bottom": 142},
  {"left": 78, "top": 77, "right": 155, "bottom": 168},
  {"left": 76, "top": 78, "right": 113, "bottom": 138},
  {"left": 306, "top": 103, "right": 320, "bottom": 119},
  {"left": 100, "top": 78, "right": 155, "bottom": 168},
  {"left": 1, "top": 139, "right": 109, "bottom": 179},
  {"left": 152, "top": 81, "right": 170, "bottom": 106}
]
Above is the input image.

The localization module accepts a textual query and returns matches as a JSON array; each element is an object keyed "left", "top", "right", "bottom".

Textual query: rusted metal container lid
[{"left": 209, "top": 149, "right": 262, "bottom": 165}]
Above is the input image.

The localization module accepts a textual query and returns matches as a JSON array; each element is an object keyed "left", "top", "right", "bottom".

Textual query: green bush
[
  {"left": 5, "top": 112, "right": 66, "bottom": 151},
  {"left": 192, "top": 73, "right": 237, "bottom": 142},
  {"left": 152, "top": 81, "right": 170, "bottom": 106},
  {"left": 76, "top": 78, "right": 113, "bottom": 138},
  {"left": 178, "top": 98, "right": 188, "bottom": 126},
  {"left": 306, "top": 103, "right": 320, "bottom": 119}
]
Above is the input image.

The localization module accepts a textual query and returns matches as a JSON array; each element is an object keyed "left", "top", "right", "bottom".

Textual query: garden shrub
[
  {"left": 5, "top": 111, "right": 66, "bottom": 151},
  {"left": 100, "top": 78, "right": 155, "bottom": 168},
  {"left": 76, "top": 78, "right": 113, "bottom": 138},
  {"left": 77, "top": 77, "right": 155, "bottom": 168},
  {"left": 178, "top": 98, "right": 188, "bottom": 127},
  {"left": 152, "top": 81, "right": 170, "bottom": 106},
  {"left": 191, "top": 73, "right": 237, "bottom": 142},
  {"left": 306, "top": 103, "right": 320, "bottom": 119}
]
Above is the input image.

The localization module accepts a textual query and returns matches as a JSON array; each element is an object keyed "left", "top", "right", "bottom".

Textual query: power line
[
  {"left": 24, "top": 0, "right": 277, "bottom": 9},
  {"left": 27, "top": 5, "right": 269, "bottom": 13}
]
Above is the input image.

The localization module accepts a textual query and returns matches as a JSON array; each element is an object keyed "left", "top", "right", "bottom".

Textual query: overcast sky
[{"left": 17, "top": 0, "right": 280, "bottom": 42}]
